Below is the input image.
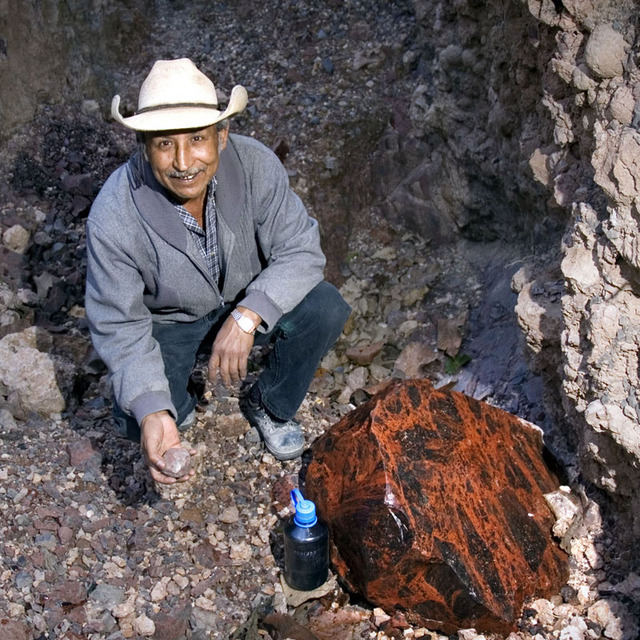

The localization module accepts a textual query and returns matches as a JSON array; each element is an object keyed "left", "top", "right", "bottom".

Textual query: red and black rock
[{"left": 304, "top": 379, "right": 569, "bottom": 635}]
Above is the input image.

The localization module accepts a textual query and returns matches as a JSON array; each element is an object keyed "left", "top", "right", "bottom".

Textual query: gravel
[{"left": 1, "top": 0, "right": 639, "bottom": 638}]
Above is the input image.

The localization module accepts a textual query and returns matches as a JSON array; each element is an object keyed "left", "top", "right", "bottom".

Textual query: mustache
[{"left": 167, "top": 168, "right": 203, "bottom": 179}]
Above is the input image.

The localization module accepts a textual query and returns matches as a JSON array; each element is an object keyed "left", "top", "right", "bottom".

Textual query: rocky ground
[{"left": 1, "top": 0, "right": 639, "bottom": 638}]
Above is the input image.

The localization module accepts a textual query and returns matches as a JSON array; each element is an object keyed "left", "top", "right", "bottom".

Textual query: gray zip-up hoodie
[{"left": 85, "top": 134, "right": 326, "bottom": 423}]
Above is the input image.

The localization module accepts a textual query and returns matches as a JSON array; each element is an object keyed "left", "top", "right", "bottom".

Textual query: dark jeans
[{"left": 113, "top": 281, "right": 351, "bottom": 440}]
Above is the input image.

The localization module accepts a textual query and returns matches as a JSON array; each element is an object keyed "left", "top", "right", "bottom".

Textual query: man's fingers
[
  {"left": 176, "top": 471, "right": 195, "bottom": 482},
  {"left": 228, "top": 358, "right": 238, "bottom": 384},
  {"left": 219, "top": 356, "right": 244, "bottom": 387},
  {"left": 219, "top": 359, "right": 231, "bottom": 387},
  {"left": 147, "top": 457, "right": 165, "bottom": 472},
  {"left": 149, "top": 467, "right": 178, "bottom": 484},
  {"left": 229, "top": 357, "right": 245, "bottom": 385},
  {"left": 208, "top": 354, "right": 220, "bottom": 381},
  {"left": 139, "top": 411, "right": 193, "bottom": 484}
]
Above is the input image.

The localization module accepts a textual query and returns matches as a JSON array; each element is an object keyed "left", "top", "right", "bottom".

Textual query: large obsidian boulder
[{"left": 304, "top": 379, "right": 568, "bottom": 635}]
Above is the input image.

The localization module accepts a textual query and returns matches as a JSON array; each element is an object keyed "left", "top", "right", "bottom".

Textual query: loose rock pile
[{"left": 0, "top": 0, "right": 639, "bottom": 638}]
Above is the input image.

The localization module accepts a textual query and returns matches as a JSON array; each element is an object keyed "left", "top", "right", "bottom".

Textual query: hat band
[{"left": 135, "top": 102, "right": 219, "bottom": 115}]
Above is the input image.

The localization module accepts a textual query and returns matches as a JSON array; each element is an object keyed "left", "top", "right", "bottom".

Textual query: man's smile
[{"left": 167, "top": 169, "right": 204, "bottom": 183}]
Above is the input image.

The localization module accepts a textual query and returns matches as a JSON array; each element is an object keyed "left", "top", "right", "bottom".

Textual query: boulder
[
  {"left": 584, "top": 24, "right": 628, "bottom": 79},
  {"left": 304, "top": 379, "right": 568, "bottom": 635},
  {"left": 0, "top": 326, "right": 75, "bottom": 416}
]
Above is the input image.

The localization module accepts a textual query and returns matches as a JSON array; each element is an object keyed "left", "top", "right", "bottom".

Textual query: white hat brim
[{"left": 111, "top": 85, "right": 248, "bottom": 132}]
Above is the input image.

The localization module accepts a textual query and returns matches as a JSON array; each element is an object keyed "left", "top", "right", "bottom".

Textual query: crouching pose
[{"left": 85, "top": 58, "right": 350, "bottom": 484}]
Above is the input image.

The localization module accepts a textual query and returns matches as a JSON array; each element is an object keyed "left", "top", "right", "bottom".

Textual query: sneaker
[
  {"left": 178, "top": 408, "right": 196, "bottom": 430},
  {"left": 242, "top": 399, "right": 305, "bottom": 460}
]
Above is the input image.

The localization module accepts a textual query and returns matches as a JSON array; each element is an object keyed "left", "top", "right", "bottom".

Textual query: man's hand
[
  {"left": 140, "top": 410, "right": 196, "bottom": 484},
  {"left": 209, "top": 307, "right": 261, "bottom": 387}
]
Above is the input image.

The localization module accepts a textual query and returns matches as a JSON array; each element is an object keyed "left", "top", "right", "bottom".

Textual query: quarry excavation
[{"left": 1, "top": 1, "right": 640, "bottom": 639}]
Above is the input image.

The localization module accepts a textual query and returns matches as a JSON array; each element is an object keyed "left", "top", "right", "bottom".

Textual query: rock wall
[
  {"left": 513, "top": 0, "right": 640, "bottom": 536},
  {"left": 0, "top": 0, "right": 155, "bottom": 137},
  {"left": 371, "top": 0, "right": 565, "bottom": 244},
  {"left": 372, "top": 0, "right": 640, "bottom": 535}
]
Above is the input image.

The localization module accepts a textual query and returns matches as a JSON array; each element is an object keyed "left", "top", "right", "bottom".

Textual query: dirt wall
[{"left": 0, "top": 0, "right": 154, "bottom": 137}]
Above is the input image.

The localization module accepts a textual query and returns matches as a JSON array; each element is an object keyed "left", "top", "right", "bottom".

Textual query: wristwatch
[{"left": 231, "top": 309, "right": 258, "bottom": 335}]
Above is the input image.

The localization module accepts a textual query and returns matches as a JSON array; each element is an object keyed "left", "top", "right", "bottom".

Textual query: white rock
[
  {"left": 172, "top": 574, "right": 190, "bottom": 590},
  {"left": 0, "top": 326, "right": 73, "bottom": 415},
  {"left": 194, "top": 595, "right": 216, "bottom": 611},
  {"left": 7, "top": 603, "right": 25, "bottom": 618},
  {"left": 584, "top": 540, "right": 603, "bottom": 570},
  {"left": 587, "top": 598, "right": 631, "bottom": 640},
  {"left": 337, "top": 385, "right": 354, "bottom": 404},
  {"left": 544, "top": 488, "right": 581, "bottom": 538},
  {"left": 571, "top": 66, "right": 596, "bottom": 92},
  {"left": 372, "top": 607, "right": 390, "bottom": 626},
  {"left": 133, "top": 613, "right": 156, "bottom": 635},
  {"left": 112, "top": 597, "right": 136, "bottom": 619},
  {"left": 529, "top": 598, "right": 555, "bottom": 626},
  {"left": 577, "top": 584, "right": 592, "bottom": 605},
  {"left": 609, "top": 86, "right": 634, "bottom": 126},
  {"left": 559, "top": 618, "right": 587, "bottom": 640},
  {"left": 346, "top": 366, "right": 369, "bottom": 390},
  {"left": 229, "top": 540, "right": 253, "bottom": 562},
  {"left": 218, "top": 505, "right": 239, "bottom": 524},
  {"left": 150, "top": 579, "right": 168, "bottom": 602},
  {"left": 529, "top": 148, "right": 551, "bottom": 187},
  {"left": 584, "top": 24, "right": 628, "bottom": 78},
  {"left": 2, "top": 224, "right": 30, "bottom": 253},
  {"left": 0, "top": 408, "right": 17, "bottom": 431}
]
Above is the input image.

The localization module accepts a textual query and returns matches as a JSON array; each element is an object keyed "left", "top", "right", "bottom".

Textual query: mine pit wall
[
  {"left": 0, "top": 0, "right": 155, "bottom": 137},
  {"left": 374, "top": 0, "right": 564, "bottom": 245},
  {"left": 373, "top": 0, "right": 640, "bottom": 541}
]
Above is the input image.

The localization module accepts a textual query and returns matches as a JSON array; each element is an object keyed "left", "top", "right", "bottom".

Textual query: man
[{"left": 85, "top": 58, "right": 350, "bottom": 484}]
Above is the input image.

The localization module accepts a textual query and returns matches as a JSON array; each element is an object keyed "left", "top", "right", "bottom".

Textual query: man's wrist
[
  {"left": 231, "top": 308, "right": 260, "bottom": 334},
  {"left": 140, "top": 409, "right": 171, "bottom": 428}
]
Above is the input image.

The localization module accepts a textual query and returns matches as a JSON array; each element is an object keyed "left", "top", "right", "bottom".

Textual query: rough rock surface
[
  {"left": 0, "top": 0, "right": 156, "bottom": 137},
  {"left": 304, "top": 379, "right": 569, "bottom": 635},
  {"left": 162, "top": 447, "right": 193, "bottom": 479},
  {"left": 0, "top": 326, "right": 74, "bottom": 416},
  {"left": 508, "top": 0, "right": 640, "bottom": 541},
  {"left": 358, "top": 0, "right": 640, "bottom": 543},
  {"left": 0, "top": 0, "right": 639, "bottom": 637}
]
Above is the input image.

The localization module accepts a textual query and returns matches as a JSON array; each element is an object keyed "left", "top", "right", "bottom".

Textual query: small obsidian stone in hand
[{"left": 162, "top": 447, "right": 192, "bottom": 478}]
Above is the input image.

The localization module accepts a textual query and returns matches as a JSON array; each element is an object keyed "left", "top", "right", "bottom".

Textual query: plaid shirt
[{"left": 174, "top": 178, "right": 221, "bottom": 286}]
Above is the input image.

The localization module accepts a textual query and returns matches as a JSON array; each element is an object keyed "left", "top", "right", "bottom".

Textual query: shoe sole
[{"left": 263, "top": 441, "right": 305, "bottom": 461}]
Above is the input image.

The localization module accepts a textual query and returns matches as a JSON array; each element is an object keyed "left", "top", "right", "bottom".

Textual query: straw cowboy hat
[{"left": 111, "top": 58, "right": 248, "bottom": 131}]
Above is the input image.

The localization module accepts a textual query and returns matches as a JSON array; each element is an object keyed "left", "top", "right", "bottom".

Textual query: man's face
[{"left": 145, "top": 125, "right": 229, "bottom": 213}]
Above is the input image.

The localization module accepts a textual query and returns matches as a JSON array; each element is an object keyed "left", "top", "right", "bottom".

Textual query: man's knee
[{"left": 305, "top": 281, "right": 351, "bottom": 332}]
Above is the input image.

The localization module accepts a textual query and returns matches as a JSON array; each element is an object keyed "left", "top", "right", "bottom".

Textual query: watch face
[{"left": 238, "top": 315, "right": 255, "bottom": 333}]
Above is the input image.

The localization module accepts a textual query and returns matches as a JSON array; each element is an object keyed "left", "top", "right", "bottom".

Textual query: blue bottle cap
[{"left": 291, "top": 489, "right": 318, "bottom": 527}]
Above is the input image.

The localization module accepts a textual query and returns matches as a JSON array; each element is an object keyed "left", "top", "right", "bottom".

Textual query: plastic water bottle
[{"left": 283, "top": 489, "right": 329, "bottom": 590}]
